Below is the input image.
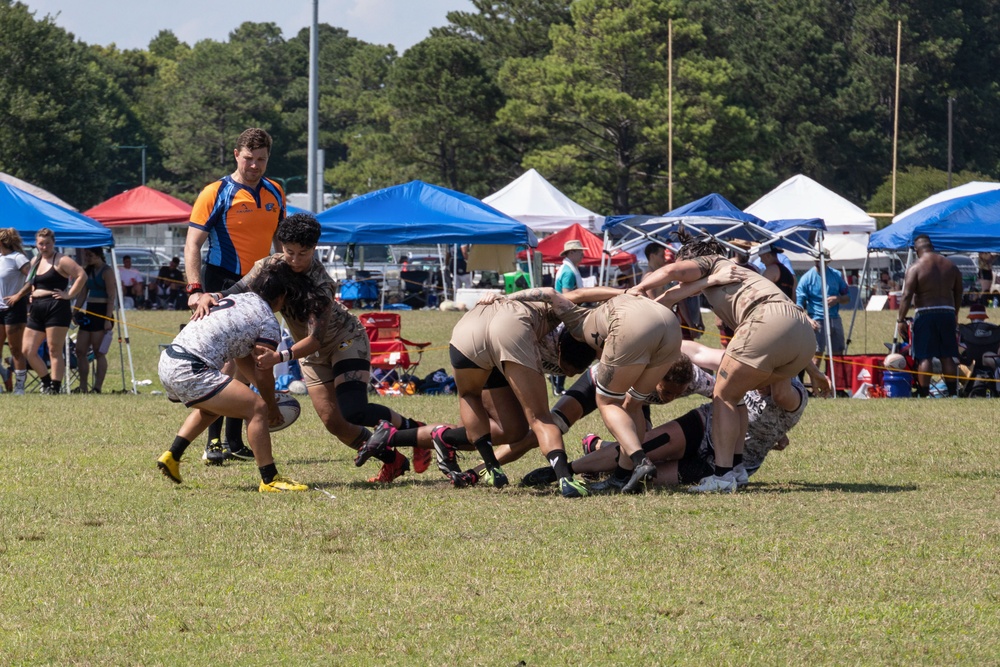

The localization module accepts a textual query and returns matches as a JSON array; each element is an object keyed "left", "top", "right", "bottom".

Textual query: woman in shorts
[
  {"left": 17, "top": 228, "right": 86, "bottom": 395},
  {"left": 0, "top": 228, "right": 31, "bottom": 394},
  {"left": 73, "top": 248, "right": 117, "bottom": 393}
]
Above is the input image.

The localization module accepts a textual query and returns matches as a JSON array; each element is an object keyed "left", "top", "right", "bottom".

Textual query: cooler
[{"left": 883, "top": 370, "right": 912, "bottom": 397}]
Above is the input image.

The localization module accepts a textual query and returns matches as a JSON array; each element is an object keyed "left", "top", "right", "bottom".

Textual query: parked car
[
  {"left": 114, "top": 246, "right": 179, "bottom": 286},
  {"left": 947, "top": 254, "right": 978, "bottom": 303}
]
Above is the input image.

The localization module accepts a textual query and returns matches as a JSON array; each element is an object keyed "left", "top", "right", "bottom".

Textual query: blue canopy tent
[
  {"left": 869, "top": 189, "right": 1000, "bottom": 252},
  {"left": 315, "top": 180, "right": 539, "bottom": 306},
  {"left": 1, "top": 181, "right": 113, "bottom": 247},
  {"left": 315, "top": 180, "right": 538, "bottom": 247},
  {"left": 1, "top": 181, "right": 137, "bottom": 393}
]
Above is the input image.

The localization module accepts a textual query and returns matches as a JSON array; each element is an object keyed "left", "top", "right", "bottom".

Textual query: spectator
[
  {"left": 977, "top": 252, "right": 996, "bottom": 303},
  {"left": 118, "top": 255, "right": 145, "bottom": 309},
  {"left": 758, "top": 244, "right": 795, "bottom": 299},
  {"left": 154, "top": 257, "right": 184, "bottom": 310},
  {"left": 796, "top": 251, "right": 850, "bottom": 369},
  {"left": 0, "top": 228, "right": 31, "bottom": 395},
  {"left": 74, "top": 248, "right": 116, "bottom": 394},
  {"left": 897, "top": 235, "right": 963, "bottom": 397},
  {"left": 550, "top": 240, "right": 586, "bottom": 395},
  {"left": 18, "top": 228, "right": 87, "bottom": 394}
]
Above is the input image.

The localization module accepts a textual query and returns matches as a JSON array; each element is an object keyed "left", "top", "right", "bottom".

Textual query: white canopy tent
[
  {"left": 483, "top": 168, "right": 605, "bottom": 233},
  {"left": 784, "top": 233, "right": 897, "bottom": 271},
  {"left": 745, "top": 174, "right": 876, "bottom": 234}
]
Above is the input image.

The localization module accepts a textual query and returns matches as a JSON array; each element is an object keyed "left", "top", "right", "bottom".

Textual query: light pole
[
  {"left": 115, "top": 144, "right": 147, "bottom": 186},
  {"left": 947, "top": 97, "right": 955, "bottom": 189}
]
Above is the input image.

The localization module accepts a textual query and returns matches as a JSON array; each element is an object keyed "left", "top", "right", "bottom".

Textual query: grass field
[{"left": 2, "top": 306, "right": 998, "bottom": 665}]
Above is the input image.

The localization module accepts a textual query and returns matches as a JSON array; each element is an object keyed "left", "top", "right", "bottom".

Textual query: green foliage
[
  {"left": 0, "top": 1, "right": 128, "bottom": 207},
  {"left": 866, "top": 166, "right": 995, "bottom": 227}
]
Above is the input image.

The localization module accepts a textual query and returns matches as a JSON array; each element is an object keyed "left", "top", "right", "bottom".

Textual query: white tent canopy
[
  {"left": 745, "top": 174, "right": 876, "bottom": 234},
  {"left": 483, "top": 168, "right": 605, "bottom": 233},
  {"left": 892, "top": 180, "right": 1000, "bottom": 223}
]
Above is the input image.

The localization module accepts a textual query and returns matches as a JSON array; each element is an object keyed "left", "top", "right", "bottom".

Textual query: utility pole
[
  {"left": 307, "top": 0, "right": 320, "bottom": 212},
  {"left": 947, "top": 97, "right": 955, "bottom": 189},
  {"left": 115, "top": 145, "right": 147, "bottom": 186}
]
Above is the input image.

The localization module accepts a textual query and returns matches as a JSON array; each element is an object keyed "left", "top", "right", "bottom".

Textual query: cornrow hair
[{"left": 676, "top": 234, "right": 729, "bottom": 261}]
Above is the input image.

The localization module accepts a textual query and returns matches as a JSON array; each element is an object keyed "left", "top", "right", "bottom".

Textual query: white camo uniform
[
  {"left": 696, "top": 377, "right": 808, "bottom": 475},
  {"left": 158, "top": 293, "right": 280, "bottom": 406},
  {"left": 584, "top": 362, "right": 715, "bottom": 404}
]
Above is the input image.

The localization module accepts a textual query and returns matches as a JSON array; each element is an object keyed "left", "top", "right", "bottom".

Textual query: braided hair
[{"left": 675, "top": 231, "right": 728, "bottom": 261}]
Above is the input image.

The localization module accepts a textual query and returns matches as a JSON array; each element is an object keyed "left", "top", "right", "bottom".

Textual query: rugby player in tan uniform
[
  {"left": 445, "top": 289, "right": 610, "bottom": 497},
  {"left": 631, "top": 236, "right": 814, "bottom": 493},
  {"left": 500, "top": 286, "right": 714, "bottom": 493}
]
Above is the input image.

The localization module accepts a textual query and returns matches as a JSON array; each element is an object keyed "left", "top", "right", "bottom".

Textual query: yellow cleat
[
  {"left": 157, "top": 451, "right": 182, "bottom": 484},
  {"left": 259, "top": 474, "right": 309, "bottom": 493}
]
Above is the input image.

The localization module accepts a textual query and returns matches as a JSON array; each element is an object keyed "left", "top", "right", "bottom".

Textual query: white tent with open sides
[
  {"left": 745, "top": 174, "right": 876, "bottom": 234},
  {"left": 483, "top": 168, "right": 605, "bottom": 233}
]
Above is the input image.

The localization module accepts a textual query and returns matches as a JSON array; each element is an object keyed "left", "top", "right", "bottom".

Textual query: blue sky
[{"left": 21, "top": 0, "right": 472, "bottom": 52}]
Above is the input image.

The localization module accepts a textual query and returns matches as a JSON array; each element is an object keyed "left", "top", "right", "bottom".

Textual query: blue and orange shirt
[{"left": 190, "top": 175, "right": 285, "bottom": 277}]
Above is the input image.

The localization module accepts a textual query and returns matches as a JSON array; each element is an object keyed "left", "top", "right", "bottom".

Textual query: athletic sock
[
  {"left": 51, "top": 380, "right": 61, "bottom": 393},
  {"left": 207, "top": 416, "right": 223, "bottom": 443},
  {"left": 546, "top": 449, "right": 572, "bottom": 479},
  {"left": 715, "top": 465, "right": 733, "bottom": 477},
  {"left": 225, "top": 418, "right": 245, "bottom": 448},
  {"left": 392, "top": 427, "right": 419, "bottom": 448},
  {"left": 733, "top": 453, "right": 743, "bottom": 466},
  {"left": 610, "top": 465, "right": 632, "bottom": 482},
  {"left": 916, "top": 384, "right": 930, "bottom": 398},
  {"left": 473, "top": 434, "right": 499, "bottom": 469},
  {"left": 441, "top": 427, "right": 470, "bottom": 448},
  {"left": 40, "top": 374, "right": 51, "bottom": 388},
  {"left": 945, "top": 380, "right": 958, "bottom": 397},
  {"left": 629, "top": 450, "right": 648, "bottom": 468},
  {"left": 169, "top": 435, "right": 191, "bottom": 460},
  {"left": 259, "top": 463, "right": 278, "bottom": 484}
]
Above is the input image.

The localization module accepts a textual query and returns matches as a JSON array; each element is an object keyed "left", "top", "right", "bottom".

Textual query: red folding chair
[{"left": 358, "top": 312, "right": 432, "bottom": 383}]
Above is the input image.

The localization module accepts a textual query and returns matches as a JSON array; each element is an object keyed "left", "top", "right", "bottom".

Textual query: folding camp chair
[{"left": 358, "top": 312, "right": 431, "bottom": 387}]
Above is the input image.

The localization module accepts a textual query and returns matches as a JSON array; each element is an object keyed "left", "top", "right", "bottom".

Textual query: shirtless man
[{"left": 897, "top": 235, "right": 964, "bottom": 397}]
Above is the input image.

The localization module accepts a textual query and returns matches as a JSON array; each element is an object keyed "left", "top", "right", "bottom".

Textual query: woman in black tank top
[{"left": 21, "top": 228, "right": 86, "bottom": 394}]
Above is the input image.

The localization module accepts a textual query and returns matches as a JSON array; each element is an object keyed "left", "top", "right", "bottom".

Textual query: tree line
[{"left": 1, "top": 0, "right": 998, "bottom": 225}]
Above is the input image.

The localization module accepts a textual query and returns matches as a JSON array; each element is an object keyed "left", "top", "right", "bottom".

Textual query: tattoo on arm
[
  {"left": 507, "top": 288, "right": 548, "bottom": 303},
  {"left": 595, "top": 364, "right": 616, "bottom": 389}
]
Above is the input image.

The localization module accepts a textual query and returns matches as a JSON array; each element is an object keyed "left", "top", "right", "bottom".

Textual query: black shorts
[
  {"left": 27, "top": 297, "right": 72, "bottom": 330},
  {"left": 1, "top": 299, "right": 28, "bottom": 326},
  {"left": 448, "top": 344, "right": 510, "bottom": 389},
  {"left": 203, "top": 264, "right": 242, "bottom": 292},
  {"left": 77, "top": 307, "right": 111, "bottom": 332}
]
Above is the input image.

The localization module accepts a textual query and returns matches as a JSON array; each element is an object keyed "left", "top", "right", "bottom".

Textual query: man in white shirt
[{"left": 118, "top": 255, "right": 145, "bottom": 309}]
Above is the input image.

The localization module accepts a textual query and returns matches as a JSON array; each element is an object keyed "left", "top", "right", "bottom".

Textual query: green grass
[{"left": 1, "top": 306, "right": 998, "bottom": 665}]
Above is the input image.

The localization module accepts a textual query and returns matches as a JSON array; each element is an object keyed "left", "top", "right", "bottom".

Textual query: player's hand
[
  {"left": 254, "top": 345, "right": 279, "bottom": 370},
  {"left": 477, "top": 292, "right": 504, "bottom": 305},
  {"left": 811, "top": 373, "right": 832, "bottom": 398},
  {"left": 267, "top": 402, "right": 285, "bottom": 429},
  {"left": 189, "top": 293, "right": 218, "bottom": 320}
]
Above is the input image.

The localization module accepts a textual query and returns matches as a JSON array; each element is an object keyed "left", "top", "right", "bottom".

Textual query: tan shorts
[
  {"left": 450, "top": 301, "right": 543, "bottom": 373},
  {"left": 598, "top": 296, "right": 681, "bottom": 368},
  {"left": 725, "top": 301, "right": 814, "bottom": 377},
  {"left": 299, "top": 327, "right": 372, "bottom": 387}
]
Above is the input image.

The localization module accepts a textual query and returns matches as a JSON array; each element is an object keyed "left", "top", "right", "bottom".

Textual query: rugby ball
[
  {"left": 883, "top": 353, "right": 907, "bottom": 370},
  {"left": 287, "top": 380, "right": 308, "bottom": 395},
  {"left": 270, "top": 394, "right": 301, "bottom": 432}
]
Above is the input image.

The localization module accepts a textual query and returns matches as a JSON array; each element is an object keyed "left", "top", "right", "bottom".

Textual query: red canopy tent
[
  {"left": 518, "top": 223, "right": 635, "bottom": 266},
  {"left": 84, "top": 185, "right": 191, "bottom": 226}
]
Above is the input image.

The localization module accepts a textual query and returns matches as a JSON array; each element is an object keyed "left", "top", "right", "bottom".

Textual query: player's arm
[{"left": 238, "top": 347, "right": 282, "bottom": 429}]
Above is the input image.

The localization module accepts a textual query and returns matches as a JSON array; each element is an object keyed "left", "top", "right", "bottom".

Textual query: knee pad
[
  {"left": 551, "top": 408, "right": 571, "bottom": 435},
  {"left": 335, "top": 381, "right": 372, "bottom": 425}
]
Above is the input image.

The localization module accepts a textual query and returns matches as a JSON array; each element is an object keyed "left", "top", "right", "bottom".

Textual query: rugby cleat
[
  {"left": 157, "top": 451, "right": 182, "bottom": 484},
  {"left": 367, "top": 449, "right": 410, "bottom": 483},
  {"left": 259, "top": 475, "right": 309, "bottom": 492},
  {"left": 355, "top": 420, "right": 396, "bottom": 467}
]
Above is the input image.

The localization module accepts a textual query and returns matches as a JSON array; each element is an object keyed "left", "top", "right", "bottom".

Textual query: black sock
[
  {"left": 207, "top": 416, "right": 223, "bottom": 442},
  {"left": 715, "top": 465, "right": 733, "bottom": 476},
  {"left": 259, "top": 463, "right": 278, "bottom": 484},
  {"left": 733, "top": 453, "right": 743, "bottom": 466},
  {"left": 40, "top": 374, "right": 51, "bottom": 388},
  {"left": 51, "top": 380, "right": 61, "bottom": 393},
  {"left": 945, "top": 381, "right": 958, "bottom": 397},
  {"left": 473, "top": 434, "right": 499, "bottom": 469},
  {"left": 392, "top": 427, "right": 419, "bottom": 448},
  {"left": 916, "top": 384, "right": 930, "bottom": 398},
  {"left": 442, "top": 427, "right": 470, "bottom": 448},
  {"left": 169, "top": 435, "right": 191, "bottom": 460},
  {"left": 225, "top": 417, "right": 244, "bottom": 447},
  {"left": 546, "top": 449, "right": 572, "bottom": 479},
  {"left": 629, "top": 450, "right": 648, "bottom": 468}
]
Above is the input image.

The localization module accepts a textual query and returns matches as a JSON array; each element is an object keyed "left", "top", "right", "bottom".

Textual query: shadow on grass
[{"left": 745, "top": 480, "right": 919, "bottom": 494}]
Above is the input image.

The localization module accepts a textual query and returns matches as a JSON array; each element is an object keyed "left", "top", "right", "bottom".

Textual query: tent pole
[
  {"left": 846, "top": 246, "right": 871, "bottom": 354},
  {"left": 818, "top": 233, "right": 837, "bottom": 397},
  {"left": 109, "top": 249, "right": 138, "bottom": 394}
]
